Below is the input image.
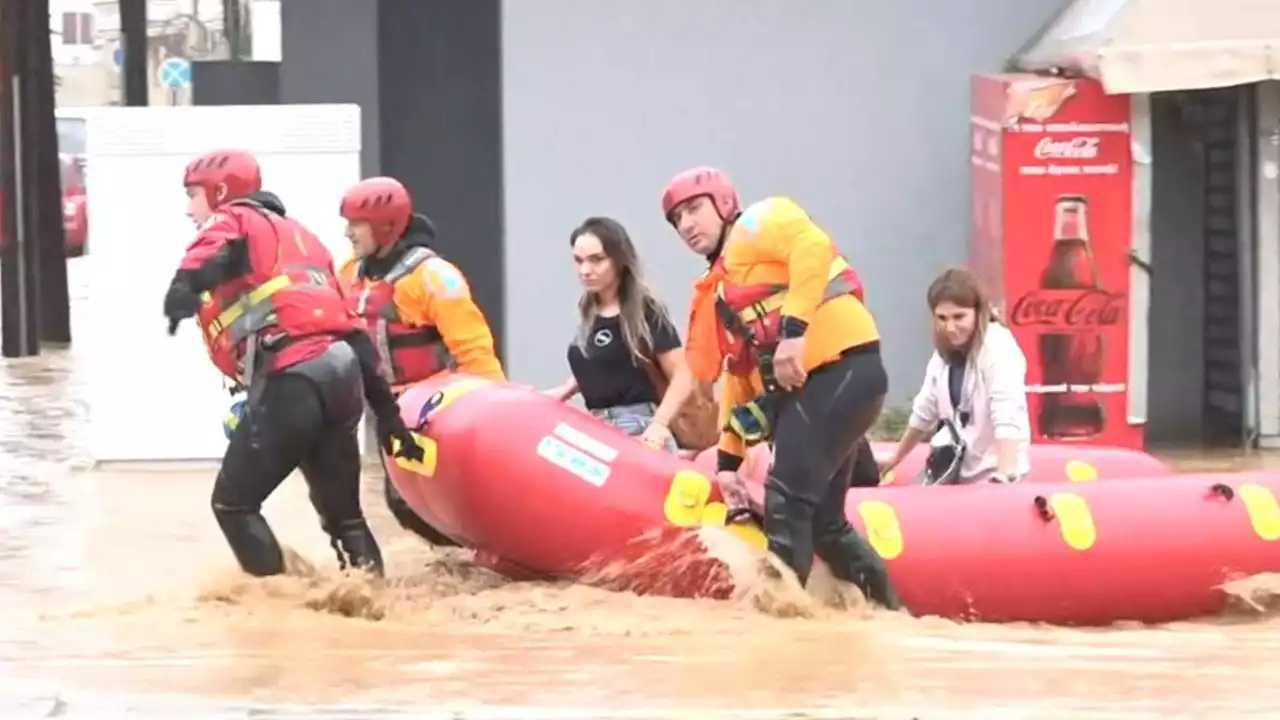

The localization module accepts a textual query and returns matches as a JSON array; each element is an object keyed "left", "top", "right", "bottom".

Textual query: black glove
[
  {"left": 341, "top": 329, "right": 425, "bottom": 462},
  {"left": 163, "top": 274, "right": 202, "bottom": 335},
  {"left": 378, "top": 413, "right": 424, "bottom": 462}
]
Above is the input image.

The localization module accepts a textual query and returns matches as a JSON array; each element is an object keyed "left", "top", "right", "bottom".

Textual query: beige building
[{"left": 54, "top": 0, "right": 239, "bottom": 108}]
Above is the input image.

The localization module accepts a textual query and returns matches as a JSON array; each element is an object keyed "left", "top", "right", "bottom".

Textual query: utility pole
[
  {"left": 225, "top": 0, "right": 245, "bottom": 61},
  {"left": 29, "top": 0, "right": 72, "bottom": 344},
  {"left": 0, "top": 0, "right": 41, "bottom": 357},
  {"left": 120, "top": 0, "right": 149, "bottom": 106}
]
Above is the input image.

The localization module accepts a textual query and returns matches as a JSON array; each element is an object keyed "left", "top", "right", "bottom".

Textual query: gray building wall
[
  {"left": 279, "top": 0, "right": 381, "bottom": 177},
  {"left": 279, "top": 0, "right": 506, "bottom": 344},
  {"left": 279, "top": 0, "right": 1074, "bottom": 401},
  {"left": 502, "top": 0, "right": 1072, "bottom": 399}
]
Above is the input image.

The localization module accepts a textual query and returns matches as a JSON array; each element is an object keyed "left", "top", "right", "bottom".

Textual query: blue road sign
[
  {"left": 112, "top": 45, "right": 123, "bottom": 70},
  {"left": 158, "top": 57, "right": 191, "bottom": 89}
]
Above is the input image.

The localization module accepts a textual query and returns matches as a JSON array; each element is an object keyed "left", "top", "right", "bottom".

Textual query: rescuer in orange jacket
[
  {"left": 337, "top": 176, "right": 506, "bottom": 547},
  {"left": 661, "top": 166, "right": 901, "bottom": 609},
  {"left": 162, "top": 149, "right": 423, "bottom": 579}
]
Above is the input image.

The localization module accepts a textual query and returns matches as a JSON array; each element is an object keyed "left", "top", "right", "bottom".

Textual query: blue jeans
[{"left": 590, "top": 402, "right": 679, "bottom": 453}]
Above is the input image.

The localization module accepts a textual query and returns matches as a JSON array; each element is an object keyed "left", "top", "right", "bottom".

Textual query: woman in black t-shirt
[{"left": 545, "top": 217, "right": 694, "bottom": 451}]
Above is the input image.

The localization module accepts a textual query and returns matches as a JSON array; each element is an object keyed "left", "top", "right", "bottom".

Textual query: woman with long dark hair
[{"left": 545, "top": 217, "right": 699, "bottom": 451}]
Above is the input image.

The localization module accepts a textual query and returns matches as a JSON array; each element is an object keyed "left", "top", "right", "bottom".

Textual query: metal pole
[
  {"left": 0, "top": 0, "right": 39, "bottom": 358},
  {"left": 225, "top": 0, "right": 245, "bottom": 61},
  {"left": 13, "top": 76, "right": 28, "bottom": 350},
  {"left": 120, "top": 0, "right": 149, "bottom": 106}
]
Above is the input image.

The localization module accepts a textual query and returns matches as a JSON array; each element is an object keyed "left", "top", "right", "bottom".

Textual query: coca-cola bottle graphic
[{"left": 1038, "top": 195, "right": 1106, "bottom": 439}]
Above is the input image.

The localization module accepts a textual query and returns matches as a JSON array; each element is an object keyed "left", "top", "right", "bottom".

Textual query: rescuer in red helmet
[
  {"left": 163, "top": 149, "right": 424, "bottom": 578},
  {"left": 661, "top": 166, "right": 901, "bottom": 609},
  {"left": 337, "top": 176, "right": 505, "bottom": 546}
]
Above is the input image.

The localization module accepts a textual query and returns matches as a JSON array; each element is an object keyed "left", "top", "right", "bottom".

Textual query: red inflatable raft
[
  {"left": 693, "top": 441, "right": 1173, "bottom": 486},
  {"left": 386, "top": 374, "right": 1280, "bottom": 625}
]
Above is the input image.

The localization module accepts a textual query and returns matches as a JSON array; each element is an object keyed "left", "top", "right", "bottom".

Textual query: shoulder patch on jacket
[
  {"left": 423, "top": 257, "right": 470, "bottom": 299},
  {"left": 736, "top": 199, "right": 775, "bottom": 238}
]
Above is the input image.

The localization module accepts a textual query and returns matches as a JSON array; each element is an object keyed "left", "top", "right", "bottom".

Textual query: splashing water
[{"left": 1, "top": 260, "right": 1279, "bottom": 717}]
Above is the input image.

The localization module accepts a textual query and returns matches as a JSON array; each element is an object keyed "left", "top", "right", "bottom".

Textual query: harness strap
[
  {"left": 207, "top": 263, "right": 332, "bottom": 343},
  {"left": 715, "top": 257, "right": 858, "bottom": 344},
  {"left": 719, "top": 258, "right": 858, "bottom": 327},
  {"left": 357, "top": 247, "right": 455, "bottom": 384}
]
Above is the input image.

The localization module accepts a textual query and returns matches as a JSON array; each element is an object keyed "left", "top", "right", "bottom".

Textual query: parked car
[
  {"left": 0, "top": 114, "right": 90, "bottom": 257},
  {"left": 0, "top": 161, "right": 89, "bottom": 257},
  {"left": 61, "top": 154, "right": 88, "bottom": 256}
]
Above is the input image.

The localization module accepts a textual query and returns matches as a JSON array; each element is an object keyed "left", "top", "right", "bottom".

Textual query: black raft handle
[
  {"left": 1208, "top": 483, "right": 1235, "bottom": 501},
  {"left": 725, "top": 507, "right": 764, "bottom": 526},
  {"left": 1033, "top": 495, "right": 1055, "bottom": 522}
]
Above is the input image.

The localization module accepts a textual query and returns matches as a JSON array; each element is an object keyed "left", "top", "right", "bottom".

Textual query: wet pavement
[{"left": 0, "top": 258, "right": 1278, "bottom": 719}]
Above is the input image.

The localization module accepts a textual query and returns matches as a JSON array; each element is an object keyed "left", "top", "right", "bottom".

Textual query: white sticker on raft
[
  {"left": 551, "top": 423, "right": 619, "bottom": 462},
  {"left": 536, "top": 436, "right": 611, "bottom": 487},
  {"left": 534, "top": 422, "right": 619, "bottom": 487}
]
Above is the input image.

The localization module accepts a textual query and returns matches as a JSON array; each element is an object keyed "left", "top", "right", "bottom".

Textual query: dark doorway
[{"left": 1147, "top": 86, "right": 1256, "bottom": 449}]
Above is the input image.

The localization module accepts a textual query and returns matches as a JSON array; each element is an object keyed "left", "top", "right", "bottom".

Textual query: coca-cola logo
[
  {"left": 1010, "top": 288, "right": 1125, "bottom": 329},
  {"left": 1034, "top": 136, "right": 1100, "bottom": 160}
]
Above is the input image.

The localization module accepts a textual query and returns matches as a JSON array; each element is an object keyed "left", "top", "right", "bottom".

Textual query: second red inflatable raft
[
  {"left": 385, "top": 374, "right": 1280, "bottom": 625},
  {"left": 693, "top": 441, "right": 1173, "bottom": 486}
]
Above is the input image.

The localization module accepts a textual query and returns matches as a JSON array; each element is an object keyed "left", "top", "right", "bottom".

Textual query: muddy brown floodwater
[{"left": 0, "top": 259, "right": 1277, "bottom": 719}]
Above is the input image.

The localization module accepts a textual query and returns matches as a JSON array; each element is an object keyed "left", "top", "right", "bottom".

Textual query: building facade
[{"left": 281, "top": 0, "right": 1073, "bottom": 407}]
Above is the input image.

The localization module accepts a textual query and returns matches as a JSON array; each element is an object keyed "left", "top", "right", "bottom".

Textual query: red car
[
  {"left": 60, "top": 154, "right": 88, "bottom": 256},
  {"left": 0, "top": 155, "right": 89, "bottom": 257}
]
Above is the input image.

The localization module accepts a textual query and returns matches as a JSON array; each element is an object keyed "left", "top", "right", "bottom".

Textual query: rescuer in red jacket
[
  {"left": 161, "top": 149, "right": 424, "bottom": 579},
  {"left": 337, "top": 176, "right": 506, "bottom": 548}
]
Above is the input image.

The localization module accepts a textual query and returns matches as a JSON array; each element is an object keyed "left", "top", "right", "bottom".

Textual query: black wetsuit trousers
[
  {"left": 763, "top": 343, "right": 902, "bottom": 609},
  {"left": 849, "top": 436, "right": 881, "bottom": 488},
  {"left": 210, "top": 341, "right": 384, "bottom": 577}
]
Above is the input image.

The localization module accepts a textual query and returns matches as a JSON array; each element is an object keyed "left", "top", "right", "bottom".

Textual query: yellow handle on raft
[
  {"left": 1239, "top": 484, "right": 1280, "bottom": 541},
  {"left": 857, "top": 500, "right": 904, "bottom": 560},
  {"left": 1033, "top": 492, "right": 1097, "bottom": 551},
  {"left": 664, "top": 470, "right": 767, "bottom": 550},
  {"left": 390, "top": 431, "right": 439, "bottom": 476},
  {"left": 1064, "top": 459, "right": 1099, "bottom": 483}
]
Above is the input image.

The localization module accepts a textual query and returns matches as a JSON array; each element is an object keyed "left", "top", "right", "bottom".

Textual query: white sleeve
[
  {"left": 907, "top": 355, "right": 942, "bottom": 431},
  {"left": 982, "top": 328, "right": 1031, "bottom": 441}
]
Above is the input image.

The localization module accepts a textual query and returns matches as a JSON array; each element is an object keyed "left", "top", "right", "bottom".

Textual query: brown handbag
[{"left": 639, "top": 354, "right": 720, "bottom": 451}]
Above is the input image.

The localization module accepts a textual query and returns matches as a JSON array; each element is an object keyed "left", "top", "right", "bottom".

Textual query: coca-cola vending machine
[{"left": 970, "top": 74, "right": 1140, "bottom": 450}]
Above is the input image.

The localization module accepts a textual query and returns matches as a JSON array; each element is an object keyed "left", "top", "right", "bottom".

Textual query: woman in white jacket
[{"left": 882, "top": 267, "right": 1031, "bottom": 484}]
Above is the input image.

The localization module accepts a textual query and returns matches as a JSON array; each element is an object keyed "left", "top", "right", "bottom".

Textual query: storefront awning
[{"left": 1012, "top": 0, "right": 1280, "bottom": 94}]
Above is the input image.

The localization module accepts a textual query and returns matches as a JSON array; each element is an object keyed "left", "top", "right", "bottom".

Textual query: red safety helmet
[
  {"left": 660, "top": 166, "right": 741, "bottom": 225},
  {"left": 340, "top": 176, "right": 412, "bottom": 246},
  {"left": 183, "top": 149, "right": 262, "bottom": 207}
]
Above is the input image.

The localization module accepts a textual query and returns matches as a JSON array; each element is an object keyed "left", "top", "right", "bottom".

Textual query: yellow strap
[
  {"left": 207, "top": 274, "right": 294, "bottom": 336},
  {"left": 729, "top": 257, "right": 851, "bottom": 324}
]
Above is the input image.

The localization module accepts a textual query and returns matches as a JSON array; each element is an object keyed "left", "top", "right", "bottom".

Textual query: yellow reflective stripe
[
  {"left": 207, "top": 274, "right": 294, "bottom": 336},
  {"left": 733, "top": 257, "right": 851, "bottom": 324}
]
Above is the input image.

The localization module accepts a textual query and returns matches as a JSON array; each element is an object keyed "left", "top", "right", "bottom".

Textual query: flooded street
[{"left": 0, "top": 259, "right": 1277, "bottom": 718}]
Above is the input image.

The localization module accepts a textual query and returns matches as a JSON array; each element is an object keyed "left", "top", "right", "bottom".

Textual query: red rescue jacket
[{"left": 189, "top": 200, "right": 362, "bottom": 385}]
